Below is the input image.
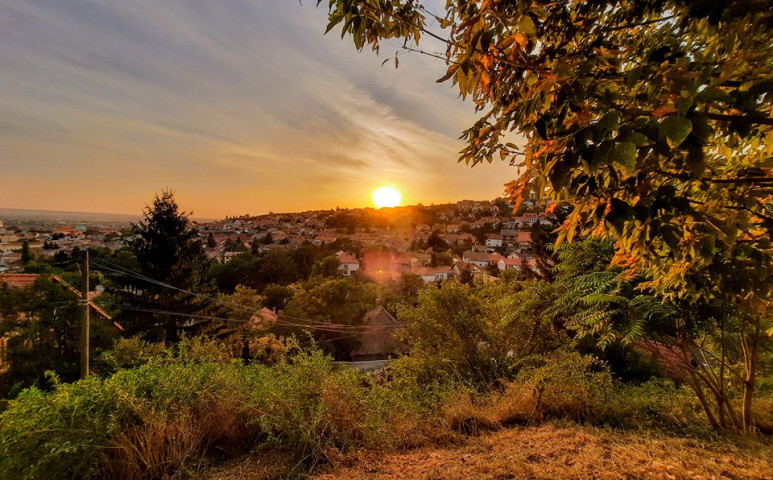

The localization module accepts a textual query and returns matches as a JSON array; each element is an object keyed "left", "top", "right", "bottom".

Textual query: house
[
  {"left": 501, "top": 228, "right": 519, "bottom": 245},
  {"left": 335, "top": 251, "right": 360, "bottom": 276},
  {"left": 412, "top": 266, "right": 454, "bottom": 283},
  {"left": 463, "top": 250, "right": 490, "bottom": 267},
  {"left": 444, "top": 233, "right": 476, "bottom": 245},
  {"left": 0, "top": 273, "right": 39, "bottom": 288},
  {"left": 314, "top": 235, "right": 337, "bottom": 245},
  {"left": 497, "top": 257, "right": 523, "bottom": 270},
  {"left": 515, "top": 231, "right": 532, "bottom": 249},
  {"left": 453, "top": 261, "right": 480, "bottom": 276},
  {"left": 485, "top": 234, "right": 503, "bottom": 248},
  {"left": 52, "top": 225, "right": 77, "bottom": 236},
  {"left": 0, "top": 252, "right": 22, "bottom": 270},
  {"left": 351, "top": 306, "right": 406, "bottom": 361},
  {"left": 391, "top": 253, "right": 414, "bottom": 273},
  {"left": 222, "top": 251, "right": 240, "bottom": 263}
]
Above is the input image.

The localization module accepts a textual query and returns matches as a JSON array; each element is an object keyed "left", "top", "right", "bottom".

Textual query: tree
[
  {"left": 262, "top": 284, "right": 294, "bottom": 311},
  {"left": 311, "top": 255, "right": 341, "bottom": 278},
  {"left": 435, "top": 251, "right": 455, "bottom": 267},
  {"left": 259, "top": 249, "right": 298, "bottom": 286},
  {"left": 425, "top": 230, "right": 448, "bottom": 251},
  {"left": 223, "top": 237, "right": 247, "bottom": 253},
  {"left": 0, "top": 277, "right": 115, "bottom": 394},
  {"left": 279, "top": 277, "right": 379, "bottom": 359},
  {"left": 209, "top": 252, "right": 260, "bottom": 292},
  {"left": 206, "top": 232, "right": 217, "bottom": 248},
  {"left": 117, "top": 191, "right": 212, "bottom": 343},
  {"left": 398, "top": 280, "right": 564, "bottom": 386},
  {"left": 397, "top": 272, "right": 425, "bottom": 299},
  {"left": 321, "top": 0, "right": 772, "bottom": 432},
  {"left": 20, "top": 241, "right": 33, "bottom": 266}
]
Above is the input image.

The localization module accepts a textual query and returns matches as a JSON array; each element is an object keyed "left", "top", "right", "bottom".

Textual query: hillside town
[{"left": 0, "top": 198, "right": 555, "bottom": 283}]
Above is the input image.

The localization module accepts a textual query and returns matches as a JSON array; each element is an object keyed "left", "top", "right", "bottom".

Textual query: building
[
  {"left": 412, "top": 266, "right": 454, "bottom": 283},
  {"left": 497, "top": 257, "right": 523, "bottom": 270},
  {"left": 335, "top": 251, "right": 360, "bottom": 276},
  {"left": 485, "top": 234, "right": 503, "bottom": 248},
  {"left": 350, "top": 306, "right": 406, "bottom": 361},
  {"left": 463, "top": 250, "right": 490, "bottom": 267}
]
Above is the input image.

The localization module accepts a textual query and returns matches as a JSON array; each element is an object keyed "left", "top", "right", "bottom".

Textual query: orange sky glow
[{"left": 0, "top": 1, "right": 518, "bottom": 218}]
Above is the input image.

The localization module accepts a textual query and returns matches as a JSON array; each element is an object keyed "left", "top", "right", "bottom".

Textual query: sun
[{"left": 371, "top": 186, "right": 403, "bottom": 208}]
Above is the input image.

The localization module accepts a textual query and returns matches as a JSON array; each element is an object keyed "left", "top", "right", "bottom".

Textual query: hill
[{"left": 0, "top": 208, "right": 139, "bottom": 224}]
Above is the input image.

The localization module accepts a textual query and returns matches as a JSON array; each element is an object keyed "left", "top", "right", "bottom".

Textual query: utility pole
[{"left": 80, "top": 249, "right": 90, "bottom": 378}]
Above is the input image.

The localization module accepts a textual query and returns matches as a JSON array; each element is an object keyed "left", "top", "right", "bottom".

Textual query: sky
[{"left": 0, "top": 0, "right": 517, "bottom": 218}]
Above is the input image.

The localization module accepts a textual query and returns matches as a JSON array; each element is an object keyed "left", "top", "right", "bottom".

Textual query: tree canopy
[
  {"left": 321, "top": 0, "right": 772, "bottom": 304},
  {"left": 320, "top": 0, "right": 773, "bottom": 432},
  {"left": 116, "top": 191, "right": 212, "bottom": 343}
]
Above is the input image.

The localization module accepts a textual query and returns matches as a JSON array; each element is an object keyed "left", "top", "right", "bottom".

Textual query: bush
[
  {"left": 0, "top": 362, "right": 255, "bottom": 480},
  {"left": 0, "top": 347, "right": 460, "bottom": 480},
  {"left": 396, "top": 280, "right": 566, "bottom": 387},
  {"left": 601, "top": 378, "right": 706, "bottom": 433}
]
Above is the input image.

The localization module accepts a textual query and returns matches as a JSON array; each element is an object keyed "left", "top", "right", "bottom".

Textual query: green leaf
[
  {"left": 617, "top": 131, "right": 651, "bottom": 147},
  {"left": 610, "top": 142, "right": 637, "bottom": 173},
  {"left": 659, "top": 116, "right": 693, "bottom": 148},
  {"left": 598, "top": 111, "right": 620, "bottom": 133},
  {"left": 519, "top": 16, "right": 536, "bottom": 36},
  {"left": 690, "top": 112, "right": 712, "bottom": 142}
]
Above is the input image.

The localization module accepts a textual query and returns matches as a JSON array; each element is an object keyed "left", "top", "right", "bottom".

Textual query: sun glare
[{"left": 371, "top": 186, "right": 403, "bottom": 208}]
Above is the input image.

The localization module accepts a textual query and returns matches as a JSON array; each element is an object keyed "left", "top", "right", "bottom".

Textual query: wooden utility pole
[{"left": 80, "top": 249, "right": 90, "bottom": 378}]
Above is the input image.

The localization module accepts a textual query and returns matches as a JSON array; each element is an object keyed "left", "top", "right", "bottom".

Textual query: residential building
[{"left": 335, "top": 251, "right": 360, "bottom": 276}]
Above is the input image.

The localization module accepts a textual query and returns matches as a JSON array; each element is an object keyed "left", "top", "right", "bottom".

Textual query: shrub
[
  {"left": 0, "top": 362, "right": 256, "bottom": 480},
  {"left": 0, "top": 347, "right": 461, "bottom": 480},
  {"left": 397, "top": 281, "right": 566, "bottom": 387}
]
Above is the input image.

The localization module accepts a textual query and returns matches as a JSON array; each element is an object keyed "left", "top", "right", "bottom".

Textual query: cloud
[{"left": 0, "top": 0, "right": 516, "bottom": 217}]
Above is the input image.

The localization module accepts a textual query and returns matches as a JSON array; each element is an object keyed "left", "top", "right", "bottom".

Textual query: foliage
[
  {"left": 279, "top": 277, "right": 379, "bottom": 358},
  {"left": 321, "top": 0, "right": 773, "bottom": 432},
  {"left": 95, "top": 336, "right": 165, "bottom": 372},
  {"left": 323, "top": 0, "right": 773, "bottom": 300},
  {"left": 311, "top": 255, "right": 341, "bottom": 278},
  {"left": 115, "top": 191, "right": 212, "bottom": 343},
  {"left": 0, "top": 277, "right": 115, "bottom": 395},
  {"left": 262, "top": 283, "right": 294, "bottom": 311},
  {"left": 0, "top": 347, "right": 455, "bottom": 480},
  {"left": 397, "top": 280, "right": 565, "bottom": 386},
  {"left": 209, "top": 252, "right": 260, "bottom": 292},
  {"left": 258, "top": 249, "right": 300, "bottom": 286}
]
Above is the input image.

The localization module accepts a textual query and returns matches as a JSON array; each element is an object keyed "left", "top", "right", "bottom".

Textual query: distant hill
[{"left": 0, "top": 208, "right": 139, "bottom": 224}]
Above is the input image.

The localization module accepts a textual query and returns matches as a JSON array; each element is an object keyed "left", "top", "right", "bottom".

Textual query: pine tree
[{"left": 117, "top": 191, "right": 212, "bottom": 343}]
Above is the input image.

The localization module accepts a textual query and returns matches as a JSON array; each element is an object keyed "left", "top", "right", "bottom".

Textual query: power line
[
  {"left": 91, "top": 258, "right": 401, "bottom": 331},
  {"left": 94, "top": 301, "right": 387, "bottom": 334}
]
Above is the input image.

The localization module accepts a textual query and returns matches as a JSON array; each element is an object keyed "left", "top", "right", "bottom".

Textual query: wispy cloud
[{"left": 0, "top": 0, "right": 516, "bottom": 217}]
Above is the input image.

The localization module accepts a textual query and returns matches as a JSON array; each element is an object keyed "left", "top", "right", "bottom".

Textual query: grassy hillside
[{"left": 202, "top": 422, "right": 773, "bottom": 480}]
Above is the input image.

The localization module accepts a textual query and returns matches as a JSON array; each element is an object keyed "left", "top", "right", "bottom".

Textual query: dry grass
[
  {"left": 193, "top": 450, "right": 295, "bottom": 480},
  {"left": 308, "top": 423, "right": 773, "bottom": 480},
  {"left": 99, "top": 400, "right": 259, "bottom": 480}
]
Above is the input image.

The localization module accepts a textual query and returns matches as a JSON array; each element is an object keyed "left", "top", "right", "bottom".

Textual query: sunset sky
[{"left": 1, "top": 1, "right": 516, "bottom": 218}]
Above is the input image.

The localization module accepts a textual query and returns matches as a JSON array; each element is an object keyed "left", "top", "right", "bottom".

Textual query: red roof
[
  {"left": 335, "top": 252, "right": 359, "bottom": 264},
  {"left": 516, "top": 231, "right": 532, "bottom": 243},
  {"left": 0, "top": 273, "right": 38, "bottom": 288}
]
